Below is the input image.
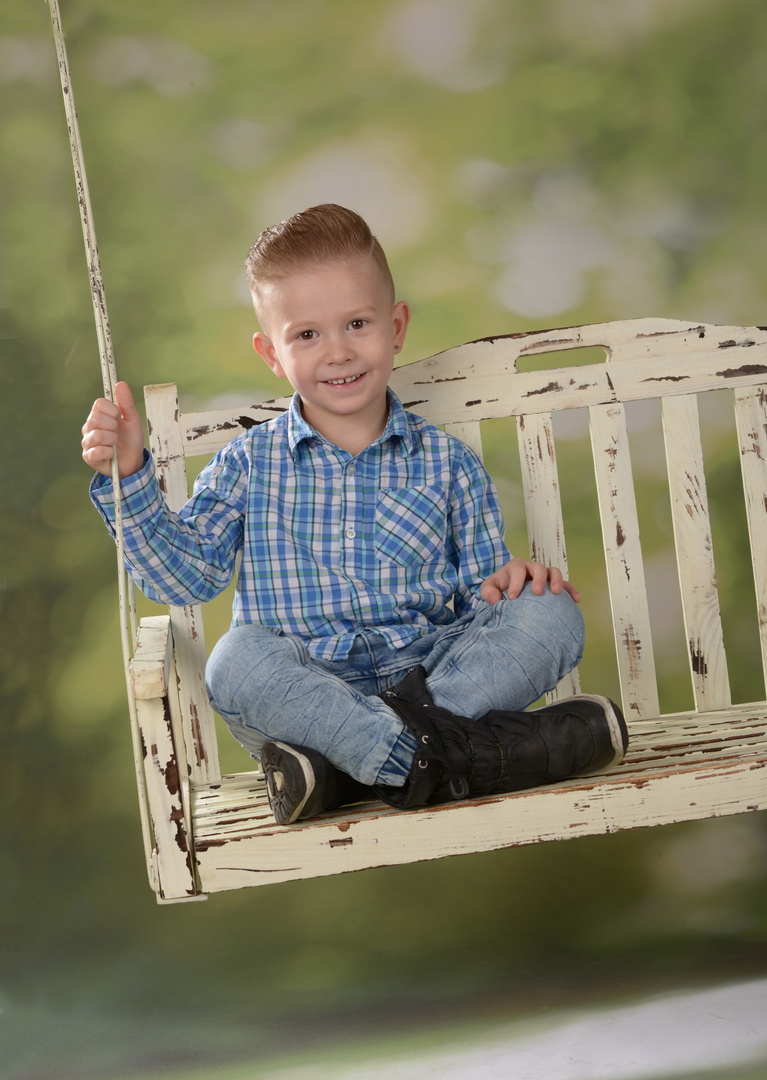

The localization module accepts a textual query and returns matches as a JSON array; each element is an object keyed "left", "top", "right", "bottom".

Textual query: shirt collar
[
  {"left": 287, "top": 389, "right": 414, "bottom": 456},
  {"left": 286, "top": 393, "right": 317, "bottom": 452}
]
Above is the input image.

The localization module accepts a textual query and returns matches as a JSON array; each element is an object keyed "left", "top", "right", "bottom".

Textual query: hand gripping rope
[{"left": 48, "top": 0, "right": 155, "bottom": 878}]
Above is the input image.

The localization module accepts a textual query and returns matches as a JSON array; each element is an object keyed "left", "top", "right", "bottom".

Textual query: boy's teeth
[{"left": 327, "top": 375, "right": 360, "bottom": 384}]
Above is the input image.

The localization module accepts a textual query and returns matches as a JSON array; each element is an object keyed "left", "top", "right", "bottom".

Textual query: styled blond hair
[{"left": 245, "top": 204, "right": 395, "bottom": 317}]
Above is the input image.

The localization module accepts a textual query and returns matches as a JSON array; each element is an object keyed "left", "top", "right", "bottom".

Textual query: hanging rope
[{"left": 48, "top": 0, "right": 155, "bottom": 880}]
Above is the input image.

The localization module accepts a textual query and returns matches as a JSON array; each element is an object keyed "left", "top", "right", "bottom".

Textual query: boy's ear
[
  {"left": 253, "top": 332, "right": 286, "bottom": 379},
  {"left": 392, "top": 300, "right": 410, "bottom": 353}
]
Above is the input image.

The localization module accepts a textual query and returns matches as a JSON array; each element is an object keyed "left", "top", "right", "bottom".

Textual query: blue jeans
[{"left": 206, "top": 584, "right": 584, "bottom": 787}]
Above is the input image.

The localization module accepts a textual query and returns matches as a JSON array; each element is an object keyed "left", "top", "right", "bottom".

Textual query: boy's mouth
[{"left": 324, "top": 373, "right": 364, "bottom": 386}]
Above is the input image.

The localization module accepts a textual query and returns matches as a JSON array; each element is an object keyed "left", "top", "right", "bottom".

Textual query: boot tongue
[{"left": 388, "top": 664, "right": 432, "bottom": 705}]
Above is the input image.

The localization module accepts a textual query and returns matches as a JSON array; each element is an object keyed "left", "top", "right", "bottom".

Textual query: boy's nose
[{"left": 326, "top": 336, "right": 353, "bottom": 364}]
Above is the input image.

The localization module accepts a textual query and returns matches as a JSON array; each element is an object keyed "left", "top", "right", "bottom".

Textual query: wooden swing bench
[{"left": 129, "top": 317, "right": 767, "bottom": 903}]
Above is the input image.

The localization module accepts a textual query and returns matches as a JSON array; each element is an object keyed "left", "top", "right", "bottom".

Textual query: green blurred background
[{"left": 3, "top": 1, "right": 767, "bottom": 1077}]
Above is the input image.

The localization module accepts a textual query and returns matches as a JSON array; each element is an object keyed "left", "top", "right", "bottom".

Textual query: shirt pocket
[{"left": 375, "top": 485, "right": 448, "bottom": 567}]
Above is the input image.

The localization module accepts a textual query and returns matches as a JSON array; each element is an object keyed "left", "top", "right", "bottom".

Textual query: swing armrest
[
  {"left": 129, "top": 614, "right": 202, "bottom": 901},
  {"left": 131, "top": 616, "right": 173, "bottom": 699}
]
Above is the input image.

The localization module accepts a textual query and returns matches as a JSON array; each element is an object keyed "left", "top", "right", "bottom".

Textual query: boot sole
[{"left": 260, "top": 741, "right": 316, "bottom": 825}]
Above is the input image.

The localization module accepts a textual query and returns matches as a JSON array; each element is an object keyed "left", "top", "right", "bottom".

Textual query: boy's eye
[
  {"left": 298, "top": 330, "right": 316, "bottom": 340},
  {"left": 349, "top": 319, "right": 366, "bottom": 330}
]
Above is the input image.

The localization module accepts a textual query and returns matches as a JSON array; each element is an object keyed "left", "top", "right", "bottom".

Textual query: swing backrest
[
  {"left": 137, "top": 317, "right": 767, "bottom": 900},
  {"left": 145, "top": 317, "right": 767, "bottom": 775}
]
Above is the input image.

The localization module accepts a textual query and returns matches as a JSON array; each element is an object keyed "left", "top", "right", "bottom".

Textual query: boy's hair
[{"left": 246, "top": 204, "right": 395, "bottom": 318}]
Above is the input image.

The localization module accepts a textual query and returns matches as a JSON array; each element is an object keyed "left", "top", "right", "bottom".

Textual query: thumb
[
  {"left": 114, "top": 380, "right": 140, "bottom": 422},
  {"left": 112, "top": 381, "right": 146, "bottom": 478}
]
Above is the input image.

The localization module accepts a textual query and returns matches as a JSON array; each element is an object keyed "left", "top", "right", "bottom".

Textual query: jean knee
[
  {"left": 497, "top": 583, "right": 585, "bottom": 665},
  {"left": 205, "top": 623, "right": 288, "bottom": 714},
  {"left": 531, "top": 585, "right": 585, "bottom": 664}
]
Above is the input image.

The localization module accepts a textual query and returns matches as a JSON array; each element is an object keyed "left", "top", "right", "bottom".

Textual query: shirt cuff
[{"left": 89, "top": 450, "right": 163, "bottom": 530}]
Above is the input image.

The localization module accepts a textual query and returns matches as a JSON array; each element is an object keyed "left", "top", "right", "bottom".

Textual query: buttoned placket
[{"left": 340, "top": 455, "right": 367, "bottom": 614}]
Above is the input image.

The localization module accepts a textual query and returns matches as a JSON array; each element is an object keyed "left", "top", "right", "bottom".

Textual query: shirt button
[
  {"left": 345, "top": 528, "right": 357, "bottom": 539},
  {"left": 348, "top": 464, "right": 357, "bottom": 475}
]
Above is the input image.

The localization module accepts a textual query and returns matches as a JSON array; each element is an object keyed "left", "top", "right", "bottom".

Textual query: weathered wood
[
  {"left": 443, "top": 419, "right": 484, "bottom": 461},
  {"left": 144, "top": 384, "right": 221, "bottom": 788},
  {"left": 589, "top": 402, "right": 659, "bottom": 719},
  {"left": 734, "top": 386, "right": 767, "bottom": 690},
  {"left": 662, "top": 394, "right": 730, "bottom": 711},
  {"left": 128, "top": 319, "right": 767, "bottom": 901},
  {"left": 173, "top": 322, "right": 767, "bottom": 452},
  {"left": 130, "top": 615, "right": 173, "bottom": 700},
  {"left": 130, "top": 617, "right": 199, "bottom": 900},
  {"left": 516, "top": 411, "right": 580, "bottom": 700},
  {"left": 189, "top": 702, "right": 767, "bottom": 892}
]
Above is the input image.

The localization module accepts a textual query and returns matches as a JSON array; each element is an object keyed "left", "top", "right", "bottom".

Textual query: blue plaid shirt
[{"left": 91, "top": 391, "right": 510, "bottom": 660}]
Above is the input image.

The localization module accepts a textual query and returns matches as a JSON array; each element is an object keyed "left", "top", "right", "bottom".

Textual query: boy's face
[{"left": 253, "top": 255, "right": 409, "bottom": 448}]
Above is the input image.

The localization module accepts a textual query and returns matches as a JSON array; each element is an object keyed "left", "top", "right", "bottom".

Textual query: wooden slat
[
  {"left": 443, "top": 419, "right": 483, "bottom": 461},
  {"left": 589, "top": 402, "right": 659, "bottom": 719},
  {"left": 516, "top": 412, "right": 580, "bottom": 699},
  {"left": 182, "top": 396, "right": 292, "bottom": 458},
  {"left": 662, "top": 394, "right": 730, "bottom": 710},
  {"left": 734, "top": 385, "right": 767, "bottom": 689},
  {"left": 144, "top": 384, "right": 221, "bottom": 786},
  {"left": 516, "top": 413, "right": 565, "bottom": 568}
]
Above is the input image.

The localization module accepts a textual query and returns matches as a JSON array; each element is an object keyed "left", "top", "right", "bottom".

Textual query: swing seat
[{"left": 130, "top": 318, "right": 767, "bottom": 903}]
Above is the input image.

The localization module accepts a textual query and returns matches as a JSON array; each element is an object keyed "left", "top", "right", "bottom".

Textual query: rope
[{"left": 47, "top": 0, "right": 155, "bottom": 880}]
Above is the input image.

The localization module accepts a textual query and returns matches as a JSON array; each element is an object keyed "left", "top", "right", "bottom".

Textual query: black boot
[
  {"left": 481, "top": 693, "right": 629, "bottom": 792},
  {"left": 374, "top": 666, "right": 628, "bottom": 809},
  {"left": 260, "top": 741, "right": 375, "bottom": 825},
  {"left": 374, "top": 666, "right": 512, "bottom": 807}
]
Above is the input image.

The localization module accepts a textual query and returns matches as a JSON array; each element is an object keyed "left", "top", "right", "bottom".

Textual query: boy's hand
[
  {"left": 81, "top": 381, "right": 146, "bottom": 479},
  {"left": 480, "top": 557, "right": 581, "bottom": 605}
]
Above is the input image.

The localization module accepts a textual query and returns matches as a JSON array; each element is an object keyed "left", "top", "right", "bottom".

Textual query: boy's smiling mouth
[{"left": 324, "top": 373, "right": 364, "bottom": 386}]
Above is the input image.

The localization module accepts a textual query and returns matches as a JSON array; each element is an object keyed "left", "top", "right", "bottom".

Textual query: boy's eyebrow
[
  {"left": 282, "top": 318, "right": 320, "bottom": 337},
  {"left": 283, "top": 308, "right": 378, "bottom": 334}
]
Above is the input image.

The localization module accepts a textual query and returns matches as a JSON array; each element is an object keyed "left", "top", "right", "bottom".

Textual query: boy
[{"left": 82, "top": 204, "right": 627, "bottom": 825}]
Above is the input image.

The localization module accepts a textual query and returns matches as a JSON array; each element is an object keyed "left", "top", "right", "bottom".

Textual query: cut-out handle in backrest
[{"left": 144, "top": 383, "right": 221, "bottom": 786}]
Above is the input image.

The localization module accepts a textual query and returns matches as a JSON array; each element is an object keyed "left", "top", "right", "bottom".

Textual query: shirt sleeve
[
  {"left": 89, "top": 445, "right": 247, "bottom": 606},
  {"left": 447, "top": 440, "right": 511, "bottom": 616}
]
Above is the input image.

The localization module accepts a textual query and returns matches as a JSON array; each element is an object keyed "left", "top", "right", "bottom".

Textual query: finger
[
  {"left": 82, "top": 398, "right": 120, "bottom": 436},
  {"left": 562, "top": 580, "right": 581, "bottom": 603},
  {"left": 82, "top": 412, "right": 119, "bottom": 447},
  {"left": 528, "top": 561, "right": 549, "bottom": 594},
  {"left": 547, "top": 565, "right": 564, "bottom": 593},
  {"left": 82, "top": 442, "right": 115, "bottom": 475},
  {"left": 503, "top": 559, "right": 529, "bottom": 600},
  {"left": 82, "top": 445, "right": 114, "bottom": 467},
  {"left": 480, "top": 578, "right": 504, "bottom": 605}
]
